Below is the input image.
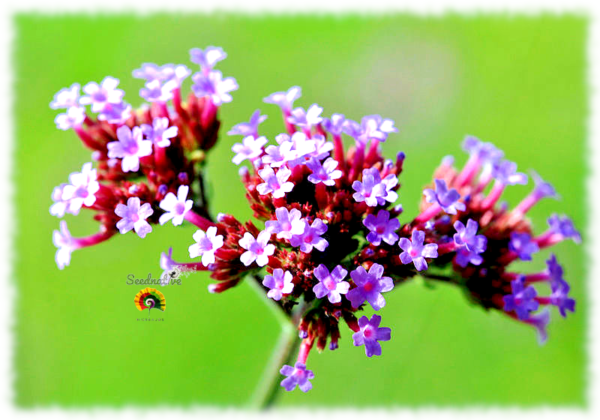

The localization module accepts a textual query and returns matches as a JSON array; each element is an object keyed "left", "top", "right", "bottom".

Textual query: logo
[{"left": 134, "top": 288, "right": 166, "bottom": 313}]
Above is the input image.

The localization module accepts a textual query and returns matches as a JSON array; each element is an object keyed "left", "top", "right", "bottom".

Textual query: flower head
[
  {"left": 141, "top": 117, "right": 178, "bottom": 148},
  {"left": 546, "top": 254, "right": 564, "bottom": 287},
  {"left": 531, "top": 171, "right": 558, "bottom": 201},
  {"left": 399, "top": 230, "right": 438, "bottom": 271},
  {"left": 114, "top": 197, "right": 154, "bottom": 238},
  {"left": 352, "top": 314, "right": 391, "bottom": 357},
  {"left": 159, "top": 185, "right": 193, "bottom": 226},
  {"left": 509, "top": 232, "right": 539, "bottom": 261},
  {"left": 352, "top": 168, "right": 397, "bottom": 207},
  {"left": 492, "top": 160, "right": 528, "bottom": 185},
  {"left": 289, "top": 219, "right": 328, "bottom": 253},
  {"left": 548, "top": 214, "right": 582, "bottom": 244},
  {"left": 79, "top": 76, "right": 124, "bottom": 113},
  {"left": 257, "top": 165, "right": 294, "bottom": 198},
  {"left": 503, "top": 277, "right": 539, "bottom": 320},
  {"left": 189, "top": 226, "right": 224, "bottom": 266},
  {"left": 107, "top": 126, "right": 153, "bottom": 172},
  {"left": 263, "top": 86, "right": 302, "bottom": 113},
  {"left": 280, "top": 362, "right": 314, "bottom": 392},
  {"left": 191, "top": 70, "right": 238, "bottom": 106},
  {"left": 239, "top": 231, "right": 275, "bottom": 267},
  {"left": 423, "top": 179, "right": 465, "bottom": 215},
  {"left": 312, "top": 264, "right": 350, "bottom": 304},
  {"left": 363, "top": 210, "right": 400, "bottom": 246},
  {"left": 265, "top": 207, "right": 305, "bottom": 240},
  {"left": 346, "top": 263, "right": 394, "bottom": 310},
  {"left": 228, "top": 110, "right": 267, "bottom": 137},
  {"left": 263, "top": 269, "right": 294, "bottom": 301},
  {"left": 190, "top": 46, "right": 227, "bottom": 71},
  {"left": 231, "top": 135, "right": 268, "bottom": 165},
  {"left": 453, "top": 219, "right": 487, "bottom": 253},
  {"left": 550, "top": 280, "right": 576, "bottom": 318},
  {"left": 322, "top": 113, "right": 346, "bottom": 136},
  {"left": 306, "top": 158, "right": 342, "bottom": 186}
]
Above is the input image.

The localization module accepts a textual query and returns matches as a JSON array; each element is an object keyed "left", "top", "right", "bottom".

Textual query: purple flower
[
  {"left": 50, "top": 184, "right": 69, "bottom": 217},
  {"left": 280, "top": 362, "right": 314, "bottom": 392},
  {"left": 453, "top": 219, "right": 487, "bottom": 253},
  {"left": 263, "top": 269, "right": 294, "bottom": 301},
  {"left": 352, "top": 314, "right": 391, "bottom": 357},
  {"left": 549, "top": 280, "right": 576, "bottom": 318},
  {"left": 97, "top": 101, "right": 131, "bottom": 124},
  {"left": 352, "top": 168, "right": 397, "bottom": 207},
  {"left": 191, "top": 70, "right": 238, "bottom": 106},
  {"left": 399, "top": 230, "right": 438, "bottom": 271},
  {"left": 189, "top": 226, "right": 224, "bottom": 266},
  {"left": 159, "top": 185, "right": 193, "bottom": 226},
  {"left": 283, "top": 132, "right": 318, "bottom": 166},
  {"left": 239, "top": 231, "right": 275, "bottom": 267},
  {"left": 232, "top": 136, "right": 268, "bottom": 165},
  {"left": 346, "top": 263, "right": 394, "bottom": 310},
  {"left": 531, "top": 171, "right": 558, "bottom": 200},
  {"left": 141, "top": 117, "right": 178, "bottom": 148},
  {"left": 107, "top": 126, "right": 153, "bottom": 172},
  {"left": 54, "top": 106, "right": 85, "bottom": 130},
  {"left": 50, "top": 83, "right": 80, "bottom": 109},
  {"left": 306, "top": 158, "right": 342, "bottom": 186},
  {"left": 546, "top": 254, "right": 564, "bottom": 286},
  {"left": 60, "top": 162, "right": 100, "bottom": 215},
  {"left": 312, "top": 264, "right": 350, "bottom": 303},
  {"left": 263, "top": 86, "right": 302, "bottom": 113},
  {"left": 455, "top": 248, "right": 484, "bottom": 267},
  {"left": 189, "top": 46, "right": 227, "bottom": 71},
  {"left": 322, "top": 113, "right": 346, "bottom": 136},
  {"left": 548, "top": 214, "right": 582, "bottom": 244},
  {"left": 462, "top": 136, "right": 504, "bottom": 164},
  {"left": 290, "top": 219, "right": 328, "bottom": 253},
  {"left": 287, "top": 104, "right": 323, "bottom": 128},
  {"left": 509, "top": 232, "right": 539, "bottom": 261},
  {"left": 132, "top": 63, "right": 168, "bottom": 81},
  {"left": 265, "top": 207, "right": 305, "bottom": 240},
  {"left": 53, "top": 221, "right": 74, "bottom": 269},
  {"left": 257, "top": 165, "right": 294, "bottom": 198},
  {"left": 503, "top": 277, "right": 539, "bottom": 320},
  {"left": 492, "top": 160, "right": 528, "bottom": 185},
  {"left": 79, "top": 76, "right": 124, "bottom": 113},
  {"left": 115, "top": 197, "right": 154, "bottom": 238},
  {"left": 360, "top": 115, "right": 398, "bottom": 143},
  {"left": 308, "top": 134, "right": 334, "bottom": 160},
  {"left": 526, "top": 309, "right": 550, "bottom": 345},
  {"left": 228, "top": 110, "right": 267, "bottom": 137},
  {"left": 423, "top": 179, "right": 465, "bottom": 215},
  {"left": 262, "top": 141, "right": 296, "bottom": 168},
  {"left": 363, "top": 210, "right": 400, "bottom": 246},
  {"left": 139, "top": 79, "right": 177, "bottom": 102}
]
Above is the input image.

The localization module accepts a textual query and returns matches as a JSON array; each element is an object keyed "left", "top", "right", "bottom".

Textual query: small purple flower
[
  {"left": 546, "top": 254, "right": 564, "bottom": 286},
  {"left": 263, "top": 86, "right": 302, "bottom": 113},
  {"left": 97, "top": 101, "right": 131, "bottom": 124},
  {"left": 189, "top": 46, "right": 227, "bottom": 71},
  {"left": 455, "top": 247, "right": 484, "bottom": 267},
  {"left": 107, "top": 126, "right": 153, "bottom": 173},
  {"left": 399, "top": 230, "right": 438, "bottom": 271},
  {"left": 191, "top": 70, "right": 238, "bottom": 106},
  {"left": 265, "top": 207, "right": 305, "bottom": 240},
  {"left": 462, "top": 136, "right": 504, "bottom": 164},
  {"left": 548, "top": 214, "right": 582, "bottom": 244},
  {"left": 550, "top": 280, "right": 576, "bottom": 318},
  {"left": 526, "top": 308, "right": 550, "bottom": 345},
  {"left": 114, "top": 197, "right": 154, "bottom": 238},
  {"left": 54, "top": 106, "right": 86, "bottom": 130},
  {"left": 239, "top": 231, "right": 275, "bottom": 267},
  {"left": 287, "top": 104, "right": 323, "bottom": 128},
  {"left": 306, "top": 158, "right": 342, "bottom": 186},
  {"left": 352, "top": 168, "right": 396, "bottom": 207},
  {"left": 60, "top": 162, "right": 100, "bottom": 215},
  {"left": 263, "top": 269, "right": 294, "bottom": 301},
  {"left": 50, "top": 184, "right": 69, "bottom": 217},
  {"left": 423, "top": 179, "right": 465, "bottom": 215},
  {"left": 50, "top": 83, "right": 80, "bottom": 109},
  {"left": 141, "top": 117, "right": 178, "bottom": 148},
  {"left": 280, "top": 362, "right": 314, "bottom": 392},
  {"left": 290, "top": 219, "right": 328, "bottom": 253},
  {"left": 132, "top": 63, "right": 167, "bottom": 81},
  {"left": 189, "top": 226, "right": 224, "bottom": 266},
  {"left": 79, "top": 76, "right": 124, "bottom": 113},
  {"left": 312, "top": 264, "right": 350, "bottom": 303},
  {"left": 322, "top": 113, "right": 346, "bottom": 136},
  {"left": 352, "top": 314, "right": 391, "bottom": 357},
  {"left": 531, "top": 171, "right": 558, "bottom": 200},
  {"left": 231, "top": 135, "right": 268, "bottom": 165},
  {"left": 453, "top": 219, "right": 487, "bottom": 253},
  {"left": 360, "top": 115, "right": 398, "bottom": 143},
  {"left": 139, "top": 79, "right": 177, "bottom": 102},
  {"left": 262, "top": 141, "right": 296, "bottom": 168},
  {"left": 346, "top": 263, "right": 394, "bottom": 310},
  {"left": 257, "top": 165, "right": 294, "bottom": 198},
  {"left": 503, "top": 277, "right": 539, "bottom": 320},
  {"left": 509, "top": 232, "right": 539, "bottom": 261},
  {"left": 308, "top": 134, "right": 334, "bottom": 160},
  {"left": 228, "top": 110, "right": 267, "bottom": 137},
  {"left": 158, "top": 185, "right": 193, "bottom": 226},
  {"left": 492, "top": 160, "right": 528, "bottom": 185},
  {"left": 53, "top": 221, "right": 74, "bottom": 269},
  {"left": 363, "top": 210, "right": 400, "bottom": 246}
]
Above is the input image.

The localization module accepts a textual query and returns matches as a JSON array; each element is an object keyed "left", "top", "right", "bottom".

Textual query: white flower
[{"left": 159, "top": 185, "right": 193, "bottom": 226}]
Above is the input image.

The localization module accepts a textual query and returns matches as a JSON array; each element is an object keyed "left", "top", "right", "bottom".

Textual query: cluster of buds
[{"left": 50, "top": 47, "right": 580, "bottom": 394}]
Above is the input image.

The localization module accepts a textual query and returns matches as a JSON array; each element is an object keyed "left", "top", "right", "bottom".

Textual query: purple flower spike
[
  {"left": 263, "top": 86, "right": 302, "bottom": 113},
  {"left": 159, "top": 185, "right": 193, "bottom": 226},
  {"left": 107, "top": 126, "right": 153, "bottom": 173},
  {"left": 502, "top": 277, "right": 539, "bottom": 320},
  {"left": 239, "top": 231, "right": 275, "bottom": 267},
  {"left": 55, "top": 106, "right": 86, "bottom": 130},
  {"left": 228, "top": 110, "right": 267, "bottom": 137},
  {"left": 231, "top": 135, "right": 268, "bottom": 165},
  {"left": 307, "top": 158, "right": 342, "bottom": 186},
  {"left": 548, "top": 214, "right": 582, "bottom": 244},
  {"left": 141, "top": 117, "right": 178, "bottom": 148},
  {"left": 352, "top": 314, "right": 391, "bottom": 357},
  {"left": 290, "top": 219, "right": 328, "bottom": 253},
  {"left": 79, "top": 76, "right": 124, "bottom": 113},
  {"left": 455, "top": 247, "right": 484, "bottom": 268},
  {"left": 492, "top": 160, "right": 528, "bottom": 185},
  {"left": 509, "top": 232, "right": 539, "bottom": 261},
  {"left": 550, "top": 280, "right": 576, "bottom": 318},
  {"left": 313, "top": 264, "right": 350, "bottom": 304},
  {"left": 287, "top": 104, "right": 324, "bottom": 129},
  {"left": 423, "top": 179, "right": 465, "bottom": 215},
  {"left": 191, "top": 70, "right": 238, "bottom": 106},
  {"left": 322, "top": 113, "right": 346, "bottom": 136},
  {"left": 189, "top": 226, "right": 224, "bottom": 266},
  {"left": 50, "top": 83, "right": 80, "bottom": 109},
  {"left": 257, "top": 166, "right": 294, "bottom": 198},
  {"left": 265, "top": 207, "right": 305, "bottom": 240},
  {"left": 114, "top": 197, "right": 154, "bottom": 238},
  {"left": 346, "top": 263, "right": 394, "bottom": 311},
  {"left": 399, "top": 230, "right": 438, "bottom": 272},
  {"left": 363, "top": 210, "right": 400, "bottom": 246},
  {"left": 263, "top": 269, "right": 294, "bottom": 301},
  {"left": 453, "top": 219, "right": 487, "bottom": 253},
  {"left": 526, "top": 309, "right": 551, "bottom": 345},
  {"left": 189, "top": 46, "right": 227, "bottom": 71},
  {"left": 280, "top": 362, "right": 314, "bottom": 392}
]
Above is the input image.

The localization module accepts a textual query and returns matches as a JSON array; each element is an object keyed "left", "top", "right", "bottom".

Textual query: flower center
[
  {"left": 131, "top": 213, "right": 140, "bottom": 222},
  {"left": 304, "top": 235, "right": 313, "bottom": 243},
  {"left": 363, "top": 281, "right": 374, "bottom": 292},
  {"left": 375, "top": 225, "right": 385, "bottom": 234},
  {"left": 410, "top": 248, "right": 419, "bottom": 257},
  {"left": 174, "top": 202, "right": 186, "bottom": 215},
  {"left": 325, "top": 278, "right": 337, "bottom": 290},
  {"left": 76, "top": 187, "right": 89, "bottom": 198},
  {"left": 363, "top": 326, "right": 374, "bottom": 339}
]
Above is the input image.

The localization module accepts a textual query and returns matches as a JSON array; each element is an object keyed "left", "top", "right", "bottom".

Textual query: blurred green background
[{"left": 14, "top": 14, "right": 587, "bottom": 407}]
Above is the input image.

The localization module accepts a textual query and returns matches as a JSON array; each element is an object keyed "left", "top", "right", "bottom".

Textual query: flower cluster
[{"left": 51, "top": 48, "right": 580, "bottom": 394}]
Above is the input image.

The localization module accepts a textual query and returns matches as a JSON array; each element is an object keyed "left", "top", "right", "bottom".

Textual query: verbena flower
[
  {"left": 107, "top": 126, "right": 153, "bottom": 172},
  {"left": 346, "top": 264, "right": 394, "bottom": 310},
  {"left": 352, "top": 314, "right": 391, "bottom": 357},
  {"left": 159, "top": 185, "right": 193, "bottom": 226},
  {"left": 280, "top": 362, "right": 314, "bottom": 392},
  {"left": 115, "top": 197, "right": 154, "bottom": 238},
  {"left": 312, "top": 264, "right": 350, "bottom": 304},
  {"left": 363, "top": 210, "right": 400, "bottom": 246},
  {"left": 399, "top": 230, "right": 438, "bottom": 271},
  {"left": 189, "top": 226, "right": 224, "bottom": 266},
  {"left": 263, "top": 269, "right": 294, "bottom": 301},
  {"left": 239, "top": 231, "right": 275, "bottom": 267}
]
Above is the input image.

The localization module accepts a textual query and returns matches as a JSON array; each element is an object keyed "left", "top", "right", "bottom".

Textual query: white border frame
[{"left": 1, "top": 1, "right": 598, "bottom": 419}]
